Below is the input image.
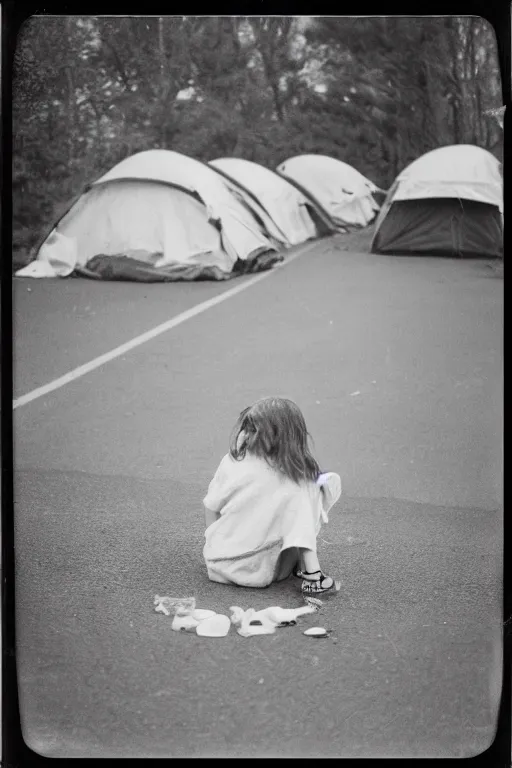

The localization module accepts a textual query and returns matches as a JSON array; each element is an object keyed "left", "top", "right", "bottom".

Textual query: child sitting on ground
[{"left": 202, "top": 396, "right": 341, "bottom": 594}]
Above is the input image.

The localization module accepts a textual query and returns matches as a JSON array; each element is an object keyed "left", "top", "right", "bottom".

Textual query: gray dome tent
[
  {"left": 371, "top": 145, "right": 503, "bottom": 258},
  {"left": 209, "top": 157, "right": 337, "bottom": 244},
  {"left": 277, "top": 154, "right": 380, "bottom": 229},
  {"left": 16, "top": 150, "right": 285, "bottom": 282}
]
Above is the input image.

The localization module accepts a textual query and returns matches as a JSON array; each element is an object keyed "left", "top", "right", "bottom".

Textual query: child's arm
[
  {"left": 204, "top": 505, "right": 220, "bottom": 529},
  {"left": 203, "top": 454, "right": 231, "bottom": 529}
]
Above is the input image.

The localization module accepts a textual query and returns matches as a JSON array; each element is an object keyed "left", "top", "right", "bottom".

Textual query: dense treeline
[{"left": 13, "top": 15, "right": 503, "bottom": 262}]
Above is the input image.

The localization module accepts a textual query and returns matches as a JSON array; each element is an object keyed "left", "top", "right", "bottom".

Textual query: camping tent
[
  {"left": 276, "top": 154, "right": 380, "bottom": 228},
  {"left": 371, "top": 144, "right": 503, "bottom": 258},
  {"left": 15, "top": 150, "right": 285, "bottom": 282},
  {"left": 209, "top": 157, "right": 337, "bottom": 244}
]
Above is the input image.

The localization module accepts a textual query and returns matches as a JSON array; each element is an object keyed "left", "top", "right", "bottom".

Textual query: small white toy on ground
[
  {"left": 229, "top": 603, "right": 319, "bottom": 637},
  {"left": 154, "top": 595, "right": 329, "bottom": 639},
  {"left": 154, "top": 595, "right": 196, "bottom": 616},
  {"left": 154, "top": 595, "right": 231, "bottom": 636},
  {"left": 303, "top": 627, "right": 330, "bottom": 638},
  {"left": 196, "top": 614, "right": 231, "bottom": 637}
]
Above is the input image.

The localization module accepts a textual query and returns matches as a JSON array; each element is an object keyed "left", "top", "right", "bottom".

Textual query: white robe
[{"left": 203, "top": 453, "right": 341, "bottom": 587}]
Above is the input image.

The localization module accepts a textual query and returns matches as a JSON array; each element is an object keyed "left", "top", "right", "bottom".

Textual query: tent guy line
[{"left": 13, "top": 242, "right": 316, "bottom": 410}]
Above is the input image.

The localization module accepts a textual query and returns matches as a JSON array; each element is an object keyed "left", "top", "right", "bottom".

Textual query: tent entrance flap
[{"left": 371, "top": 198, "right": 503, "bottom": 258}]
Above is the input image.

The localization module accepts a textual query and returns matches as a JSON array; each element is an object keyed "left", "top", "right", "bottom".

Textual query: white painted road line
[{"left": 13, "top": 242, "right": 318, "bottom": 409}]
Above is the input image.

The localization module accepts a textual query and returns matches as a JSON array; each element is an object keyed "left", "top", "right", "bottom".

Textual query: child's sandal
[{"left": 299, "top": 569, "right": 336, "bottom": 594}]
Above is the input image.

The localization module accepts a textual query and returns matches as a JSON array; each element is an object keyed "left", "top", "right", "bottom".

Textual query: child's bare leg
[{"left": 299, "top": 548, "right": 322, "bottom": 573}]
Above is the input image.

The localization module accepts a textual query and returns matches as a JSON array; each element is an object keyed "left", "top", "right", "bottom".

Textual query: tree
[{"left": 12, "top": 15, "right": 503, "bottom": 266}]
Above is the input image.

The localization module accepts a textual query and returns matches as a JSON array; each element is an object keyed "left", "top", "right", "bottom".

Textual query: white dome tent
[
  {"left": 371, "top": 144, "right": 503, "bottom": 257},
  {"left": 209, "top": 157, "right": 337, "bottom": 245},
  {"left": 276, "top": 154, "right": 380, "bottom": 228},
  {"left": 16, "top": 150, "right": 285, "bottom": 282}
]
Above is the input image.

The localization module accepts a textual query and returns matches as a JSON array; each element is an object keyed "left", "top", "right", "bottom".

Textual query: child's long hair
[{"left": 229, "top": 397, "right": 321, "bottom": 484}]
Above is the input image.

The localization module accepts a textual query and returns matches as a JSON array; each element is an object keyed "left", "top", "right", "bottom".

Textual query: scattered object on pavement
[
  {"left": 154, "top": 595, "right": 196, "bottom": 616},
  {"left": 192, "top": 609, "right": 217, "bottom": 621},
  {"left": 232, "top": 609, "right": 277, "bottom": 636},
  {"left": 230, "top": 604, "right": 318, "bottom": 637},
  {"left": 156, "top": 595, "right": 333, "bottom": 640},
  {"left": 349, "top": 391, "right": 361, "bottom": 396},
  {"left": 172, "top": 613, "right": 200, "bottom": 632},
  {"left": 155, "top": 597, "right": 221, "bottom": 632},
  {"left": 196, "top": 614, "right": 231, "bottom": 637},
  {"left": 303, "top": 596, "right": 323, "bottom": 609},
  {"left": 303, "top": 627, "right": 330, "bottom": 638},
  {"left": 300, "top": 580, "right": 341, "bottom": 605}
]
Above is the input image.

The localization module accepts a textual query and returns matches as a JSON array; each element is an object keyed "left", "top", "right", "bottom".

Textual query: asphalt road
[{"left": 13, "top": 234, "right": 503, "bottom": 758}]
